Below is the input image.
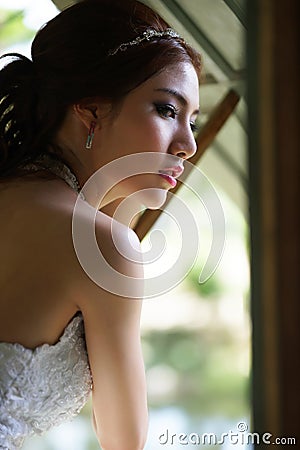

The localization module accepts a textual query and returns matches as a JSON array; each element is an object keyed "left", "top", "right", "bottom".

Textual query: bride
[{"left": 0, "top": 0, "right": 201, "bottom": 448}]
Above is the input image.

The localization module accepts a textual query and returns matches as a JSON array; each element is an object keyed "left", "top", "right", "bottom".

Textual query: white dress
[
  {"left": 0, "top": 157, "right": 92, "bottom": 449},
  {"left": 0, "top": 315, "right": 92, "bottom": 449}
]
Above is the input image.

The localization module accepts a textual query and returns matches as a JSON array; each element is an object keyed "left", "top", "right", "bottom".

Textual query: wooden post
[{"left": 248, "top": 0, "right": 300, "bottom": 444}]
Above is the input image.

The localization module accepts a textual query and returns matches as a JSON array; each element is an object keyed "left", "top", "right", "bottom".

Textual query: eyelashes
[
  {"left": 154, "top": 103, "right": 179, "bottom": 119},
  {"left": 154, "top": 103, "right": 199, "bottom": 134},
  {"left": 190, "top": 121, "right": 199, "bottom": 134}
]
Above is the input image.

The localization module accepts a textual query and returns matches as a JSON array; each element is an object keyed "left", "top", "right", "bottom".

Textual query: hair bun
[{"left": 1, "top": 53, "right": 35, "bottom": 81}]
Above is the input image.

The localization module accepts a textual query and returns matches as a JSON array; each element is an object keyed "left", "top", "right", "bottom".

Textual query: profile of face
[{"left": 76, "top": 62, "right": 200, "bottom": 211}]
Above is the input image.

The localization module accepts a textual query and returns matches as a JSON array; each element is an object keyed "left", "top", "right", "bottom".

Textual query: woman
[{"left": 0, "top": 0, "right": 201, "bottom": 448}]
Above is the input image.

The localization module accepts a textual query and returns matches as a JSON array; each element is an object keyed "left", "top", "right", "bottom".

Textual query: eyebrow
[{"left": 154, "top": 88, "right": 200, "bottom": 115}]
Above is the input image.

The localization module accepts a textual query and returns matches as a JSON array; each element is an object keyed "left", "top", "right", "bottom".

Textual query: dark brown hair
[{"left": 0, "top": 0, "right": 202, "bottom": 177}]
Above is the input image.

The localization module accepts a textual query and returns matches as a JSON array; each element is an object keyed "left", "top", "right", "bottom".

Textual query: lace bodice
[{"left": 0, "top": 314, "right": 92, "bottom": 450}]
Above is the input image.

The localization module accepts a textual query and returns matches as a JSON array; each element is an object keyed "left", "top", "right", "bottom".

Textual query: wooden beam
[
  {"left": 134, "top": 89, "right": 240, "bottom": 240},
  {"left": 248, "top": 0, "right": 300, "bottom": 443}
]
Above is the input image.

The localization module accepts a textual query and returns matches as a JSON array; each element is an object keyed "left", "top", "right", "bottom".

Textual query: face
[{"left": 91, "top": 62, "right": 200, "bottom": 209}]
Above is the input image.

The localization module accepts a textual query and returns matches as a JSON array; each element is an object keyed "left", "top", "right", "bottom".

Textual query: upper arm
[{"left": 73, "top": 213, "right": 148, "bottom": 450}]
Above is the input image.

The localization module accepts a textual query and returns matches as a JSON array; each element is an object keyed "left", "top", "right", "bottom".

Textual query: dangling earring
[{"left": 85, "top": 121, "right": 96, "bottom": 149}]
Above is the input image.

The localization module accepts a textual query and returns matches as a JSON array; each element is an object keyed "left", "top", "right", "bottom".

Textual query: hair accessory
[
  {"left": 85, "top": 121, "right": 96, "bottom": 149},
  {"left": 108, "top": 28, "right": 182, "bottom": 56}
]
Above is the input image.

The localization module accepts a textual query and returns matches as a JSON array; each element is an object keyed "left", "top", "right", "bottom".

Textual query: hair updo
[{"left": 0, "top": 0, "right": 202, "bottom": 177}]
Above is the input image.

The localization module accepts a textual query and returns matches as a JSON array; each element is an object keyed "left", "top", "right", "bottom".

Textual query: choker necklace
[{"left": 22, "top": 153, "right": 83, "bottom": 196}]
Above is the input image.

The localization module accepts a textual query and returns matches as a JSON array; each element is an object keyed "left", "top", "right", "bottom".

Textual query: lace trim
[{"left": 0, "top": 315, "right": 92, "bottom": 449}]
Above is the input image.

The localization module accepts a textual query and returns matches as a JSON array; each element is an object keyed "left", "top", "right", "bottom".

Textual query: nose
[{"left": 168, "top": 126, "right": 197, "bottom": 160}]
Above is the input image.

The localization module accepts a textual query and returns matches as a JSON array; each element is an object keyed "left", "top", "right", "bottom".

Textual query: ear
[{"left": 73, "top": 100, "right": 104, "bottom": 130}]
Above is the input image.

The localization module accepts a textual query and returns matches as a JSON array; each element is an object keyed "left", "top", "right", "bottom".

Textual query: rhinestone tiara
[{"left": 108, "top": 28, "right": 182, "bottom": 56}]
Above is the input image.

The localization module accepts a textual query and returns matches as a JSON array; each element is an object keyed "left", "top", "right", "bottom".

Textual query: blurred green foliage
[
  {"left": 185, "top": 265, "right": 223, "bottom": 298},
  {"left": 0, "top": 9, "right": 34, "bottom": 50},
  {"left": 142, "top": 326, "right": 249, "bottom": 418}
]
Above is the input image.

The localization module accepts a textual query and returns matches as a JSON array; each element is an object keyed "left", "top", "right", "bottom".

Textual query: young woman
[{"left": 0, "top": 0, "right": 201, "bottom": 448}]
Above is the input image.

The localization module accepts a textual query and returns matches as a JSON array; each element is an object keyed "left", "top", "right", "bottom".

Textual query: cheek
[
  {"left": 118, "top": 116, "right": 168, "bottom": 153},
  {"left": 142, "top": 118, "right": 169, "bottom": 149}
]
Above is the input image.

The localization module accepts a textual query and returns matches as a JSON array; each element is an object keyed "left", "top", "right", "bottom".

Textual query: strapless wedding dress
[{"left": 0, "top": 314, "right": 92, "bottom": 449}]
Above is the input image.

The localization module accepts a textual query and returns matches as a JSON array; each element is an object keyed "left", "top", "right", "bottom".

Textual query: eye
[
  {"left": 154, "top": 103, "right": 179, "bottom": 119},
  {"left": 190, "top": 122, "right": 200, "bottom": 134}
]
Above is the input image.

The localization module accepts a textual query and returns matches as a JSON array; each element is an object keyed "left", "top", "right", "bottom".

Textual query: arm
[{"left": 74, "top": 216, "right": 148, "bottom": 450}]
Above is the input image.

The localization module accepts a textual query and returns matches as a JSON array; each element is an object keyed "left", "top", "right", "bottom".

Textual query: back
[{"left": 0, "top": 175, "right": 80, "bottom": 348}]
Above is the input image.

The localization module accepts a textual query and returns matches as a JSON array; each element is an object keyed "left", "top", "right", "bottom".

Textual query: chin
[{"left": 136, "top": 188, "right": 168, "bottom": 210}]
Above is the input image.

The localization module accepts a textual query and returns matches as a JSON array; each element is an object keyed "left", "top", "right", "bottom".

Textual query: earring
[{"left": 85, "top": 121, "right": 96, "bottom": 149}]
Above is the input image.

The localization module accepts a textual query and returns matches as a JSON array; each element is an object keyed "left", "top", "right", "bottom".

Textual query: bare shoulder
[
  {"left": 2, "top": 176, "right": 145, "bottom": 311},
  {"left": 10, "top": 179, "right": 145, "bottom": 306},
  {"left": 70, "top": 199, "right": 144, "bottom": 307}
]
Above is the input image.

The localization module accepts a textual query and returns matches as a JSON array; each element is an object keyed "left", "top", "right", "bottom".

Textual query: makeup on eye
[
  {"left": 154, "top": 102, "right": 200, "bottom": 134},
  {"left": 153, "top": 87, "right": 200, "bottom": 116},
  {"left": 153, "top": 86, "right": 200, "bottom": 133},
  {"left": 154, "top": 103, "right": 180, "bottom": 119}
]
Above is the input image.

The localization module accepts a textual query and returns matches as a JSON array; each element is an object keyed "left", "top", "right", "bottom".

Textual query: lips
[
  {"left": 158, "top": 166, "right": 184, "bottom": 188},
  {"left": 158, "top": 166, "right": 184, "bottom": 179}
]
